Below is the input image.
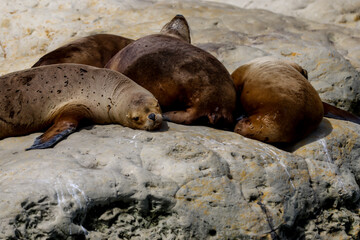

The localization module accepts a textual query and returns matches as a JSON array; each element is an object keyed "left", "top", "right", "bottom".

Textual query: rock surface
[
  {"left": 1, "top": 0, "right": 360, "bottom": 239},
  {"left": 209, "top": 0, "right": 360, "bottom": 28},
  {"left": 1, "top": 120, "right": 360, "bottom": 239}
]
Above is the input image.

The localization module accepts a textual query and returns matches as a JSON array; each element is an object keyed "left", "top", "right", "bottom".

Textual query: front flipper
[
  {"left": 26, "top": 125, "right": 76, "bottom": 150},
  {"left": 25, "top": 104, "right": 90, "bottom": 150},
  {"left": 162, "top": 108, "right": 198, "bottom": 125}
]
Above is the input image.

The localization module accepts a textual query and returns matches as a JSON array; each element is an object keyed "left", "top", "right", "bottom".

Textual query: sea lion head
[
  {"left": 160, "top": 14, "right": 191, "bottom": 43},
  {"left": 122, "top": 92, "right": 163, "bottom": 131}
]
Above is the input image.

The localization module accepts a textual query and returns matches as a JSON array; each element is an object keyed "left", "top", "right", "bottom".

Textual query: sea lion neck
[{"left": 160, "top": 14, "right": 191, "bottom": 43}]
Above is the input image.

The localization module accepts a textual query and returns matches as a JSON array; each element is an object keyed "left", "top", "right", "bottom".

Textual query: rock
[
  {"left": 1, "top": 0, "right": 360, "bottom": 239},
  {"left": 1, "top": 119, "right": 360, "bottom": 239},
  {"left": 207, "top": 0, "right": 360, "bottom": 28}
]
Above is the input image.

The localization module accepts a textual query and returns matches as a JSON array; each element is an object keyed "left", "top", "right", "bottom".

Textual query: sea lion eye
[{"left": 133, "top": 116, "right": 140, "bottom": 121}]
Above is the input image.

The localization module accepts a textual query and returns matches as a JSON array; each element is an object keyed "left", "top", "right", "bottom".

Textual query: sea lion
[
  {"left": 231, "top": 57, "right": 324, "bottom": 143},
  {"left": 0, "top": 64, "right": 162, "bottom": 150},
  {"left": 105, "top": 15, "right": 236, "bottom": 128},
  {"left": 32, "top": 34, "right": 134, "bottom": 68}
]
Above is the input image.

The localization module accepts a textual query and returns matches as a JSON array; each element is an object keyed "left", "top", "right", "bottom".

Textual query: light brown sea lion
[
  {"left": 231, "top": 57, "right": 324, "bottom": 143},
  {"left": 0, "top": 64, "right": 162, "bottom": 150},
  {"left": 105, "top": 15, "right": 236, "bottom": 128},
  {"left": 32, "top": 34, "right": 134, "bottom": 68},
  {"left": 273, "top": 59, "right": 360, "bottom": 125},
  {"left": 285, "top": 61, "right": 360, "bottom": 125}
]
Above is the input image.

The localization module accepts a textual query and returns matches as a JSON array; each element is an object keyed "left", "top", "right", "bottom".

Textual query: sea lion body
[
  {"left": 232, "top": 57, "right": 324, "bottom": 143},
  {"left": 105, "top": 15, "right": 236, "bottom": 127},
  {"left": 32, "top": 34, "right": 133, "bottom": 68},
  {"left": 0, "top": 64, "right": 162, "bottom": 149}
]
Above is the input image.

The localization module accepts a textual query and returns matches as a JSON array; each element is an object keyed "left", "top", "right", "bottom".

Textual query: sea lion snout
[
  {"left": 145, "top": 113, "right": 162, "bottom": 131},
  {"left": 148, "top": 113, "right": 156, "bottom": 121}
]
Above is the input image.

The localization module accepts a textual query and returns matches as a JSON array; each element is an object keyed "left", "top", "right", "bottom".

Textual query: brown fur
[
  {"left": 232, "top": 57, "right": 324, "bottom": 143},
  {"left": 32, "top": 34, "right": 133, "bottom": 68},
  {"left": 105, "top": 15, "right": 236, "bottom": 127},
  {"left": 0, "top": 64, "right": 162, "bottom": 148}
]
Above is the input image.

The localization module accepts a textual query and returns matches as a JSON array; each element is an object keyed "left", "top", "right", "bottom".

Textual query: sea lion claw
[{"left": 26, "top": 127, "right": 76, "bottom": 151}]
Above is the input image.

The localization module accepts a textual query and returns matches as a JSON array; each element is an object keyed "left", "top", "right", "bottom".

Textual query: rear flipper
[{"left": 323, "top": 102, "right": 360, "bottom": 125}]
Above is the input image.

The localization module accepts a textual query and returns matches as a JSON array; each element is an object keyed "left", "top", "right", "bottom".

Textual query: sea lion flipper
[
  {"left": 25, "top": 115, "right": 80, "bottom": 150},
  {"left": 160, "top": 14, "right": 191, "bottom": 43},
  {"left": 162, "top": 108, "right": 197, "bottom": 125},
  {"left": 26, "top": 126, "right": 76, "bottom": 150},
  {"left": 323, "top": 102, "right": 360, "bottom": 125}
]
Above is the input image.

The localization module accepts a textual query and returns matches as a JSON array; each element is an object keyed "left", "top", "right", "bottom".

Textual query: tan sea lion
[
  {"left": 273, "top": 59, "right": 360, "bottom": 125},
  {"left": 231, "top": 57, "right": 324, "bottom": 143},
  {"left": 32, "top": 34, "right": 134, "bottom": 68},
  {"left": 285, "top": 61, "right": 360, "bottom": 125},
  {"left": 105, "top": 15, "right": 236, "bottom": 128},
  {"left": 0, "top": 64, "right": 162, "bottom": 150}
]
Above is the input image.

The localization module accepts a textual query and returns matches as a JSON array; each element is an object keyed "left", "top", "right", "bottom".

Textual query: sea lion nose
[{"left": 148, "top": 113, "right": 156, "bottom": 121}]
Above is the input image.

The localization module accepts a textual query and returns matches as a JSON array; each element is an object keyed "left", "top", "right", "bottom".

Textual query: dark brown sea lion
[
  {"left": 0, "top": 64, "right": 162, "bottom": 150},
  {"left": 32, "top": 34, "right": 133, "bottom": 68},
  {"left": 105, "top": 15, "right": 236, "bottom": 128},
  {"left": 231, "top": 57, "right": 324, "bottom": 143}
]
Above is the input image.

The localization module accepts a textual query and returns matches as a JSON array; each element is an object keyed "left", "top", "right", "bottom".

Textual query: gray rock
[
  {"left": 1, "top": 119, "right": 360, "bottom": 239},
  {"left": 206, "top": 0, "right": 360, "bottom": 29}
]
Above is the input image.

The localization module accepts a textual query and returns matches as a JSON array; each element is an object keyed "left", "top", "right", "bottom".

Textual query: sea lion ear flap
[
  {"left": 301, "top": 69, "right": 308, "bottom": 79},
  {"left": 287, "top": 61, "right": 308, "bottom": 79},
  {"left": 160, "top": 14, "right": 191, "bottom": 43}
]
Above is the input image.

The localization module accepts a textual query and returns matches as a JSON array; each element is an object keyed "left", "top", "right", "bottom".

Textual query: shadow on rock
[{"left": 280, "top": 119, "right": 333, "bottom": 152}]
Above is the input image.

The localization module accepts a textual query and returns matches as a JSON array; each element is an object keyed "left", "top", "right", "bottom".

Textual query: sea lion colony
[{"left": 1, "top": 15, "right": 359, "bottom": 150}]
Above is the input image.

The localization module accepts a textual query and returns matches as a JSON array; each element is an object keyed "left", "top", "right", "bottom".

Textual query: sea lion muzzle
[{"left": 148, "top": 113, "right": 156, "bottom": 121}]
